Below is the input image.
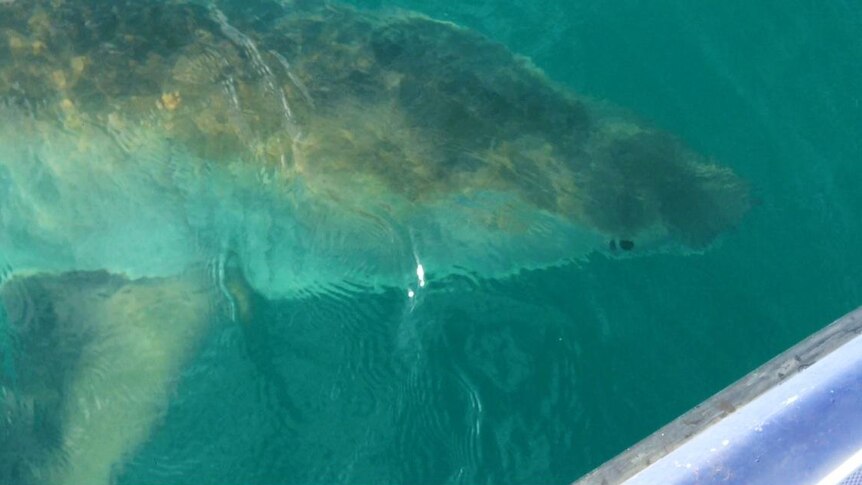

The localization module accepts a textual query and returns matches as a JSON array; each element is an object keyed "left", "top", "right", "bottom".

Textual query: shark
[{"left": 0, "top": 0, "right": 750, "bottom": 483}]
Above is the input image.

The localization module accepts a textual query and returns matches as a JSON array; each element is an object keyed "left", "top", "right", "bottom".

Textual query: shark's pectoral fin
[{"left": 1, "top": 269, "right": 217, "bottom": 485}]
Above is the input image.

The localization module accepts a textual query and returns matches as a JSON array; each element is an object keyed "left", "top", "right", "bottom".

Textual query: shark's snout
[{"left": 583, "top": 129, "right": 750, "bottom": 251}]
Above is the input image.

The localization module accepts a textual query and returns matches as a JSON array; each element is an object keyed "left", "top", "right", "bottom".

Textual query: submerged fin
[{"left": 0, "top": 270, "right": 217, "bottom": 485}]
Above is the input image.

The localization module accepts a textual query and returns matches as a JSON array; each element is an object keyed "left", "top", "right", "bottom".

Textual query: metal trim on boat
[{"left": 574, "top": 307, "right": 862, "bottom": 485}]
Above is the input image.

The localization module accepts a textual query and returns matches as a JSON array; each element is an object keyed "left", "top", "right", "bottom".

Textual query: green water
[
  {"left": 2, "top": 0, "right": 860, "bottom": 484},
  {"left": 118, "top": 1, "right": 860, "bottom": 484}
]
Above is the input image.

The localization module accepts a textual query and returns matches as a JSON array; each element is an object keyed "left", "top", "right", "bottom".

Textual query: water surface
[{"left": 1, "top": 0, "right": 860, "bottom": 484}]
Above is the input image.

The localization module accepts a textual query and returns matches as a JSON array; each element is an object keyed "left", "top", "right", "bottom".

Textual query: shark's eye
[{"left": 619, "top": 240, "right": 635, "bottom": 251}]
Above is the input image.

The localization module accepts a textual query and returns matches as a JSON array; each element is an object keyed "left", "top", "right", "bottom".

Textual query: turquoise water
[
  {"left": 131, "top": 1, "right": 859, "bottom": 483},
  {"left": 1, "top": 1, "right": 860, "bottom": 484}
]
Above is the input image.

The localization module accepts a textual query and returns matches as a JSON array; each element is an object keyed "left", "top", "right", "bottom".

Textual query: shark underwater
[{"left": 0, "top": 0, "right": 750, "bottom": 483}]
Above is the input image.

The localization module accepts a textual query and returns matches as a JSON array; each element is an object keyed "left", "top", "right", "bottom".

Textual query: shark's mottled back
[{"left": 0, "top": 0, "right": 748, "bottom": 295}]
